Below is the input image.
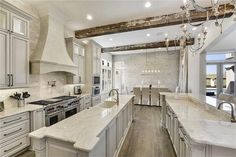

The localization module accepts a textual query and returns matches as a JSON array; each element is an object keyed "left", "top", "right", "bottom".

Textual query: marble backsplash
[{"left": 0, "top": 72, "right": 85, "bottom": 108}]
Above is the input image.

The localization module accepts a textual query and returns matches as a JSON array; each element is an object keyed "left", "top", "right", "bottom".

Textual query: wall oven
[
  {"left": 93, "top": 86, "right": 100, "bottom": 96},
  {"left": 93, "top": 76, "right": 100, "bottom": 85}
]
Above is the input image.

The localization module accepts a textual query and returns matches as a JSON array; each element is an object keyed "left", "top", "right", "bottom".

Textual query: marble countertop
[
  {"left": 165, "top": 95, "right": 236, "bottom": 149},
  {"left": 29, "top": 95, "right": 134, "bottom": 152},
  {"left": 0, "top": 104, "right": 43, "bottom": 119}
]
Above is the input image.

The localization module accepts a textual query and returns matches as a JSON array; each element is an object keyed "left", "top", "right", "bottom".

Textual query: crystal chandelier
[{"left": 165, "top": 0, "right": 235, "bottom": 54}]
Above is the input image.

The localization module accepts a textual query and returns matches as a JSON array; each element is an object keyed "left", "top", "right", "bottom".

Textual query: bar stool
[
  {"left": 133, "top": 87, "right": 142, "bottom": 105},
  {"left": 142, "top": 87, "right": 150, "bottom": 105},
  {"left": 151, "top": 87, "right": 159, "bottom": 106}
]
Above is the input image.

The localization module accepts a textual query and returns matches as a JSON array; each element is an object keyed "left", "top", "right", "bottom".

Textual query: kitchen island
[
  {"left": 29, "top": 95, "right": 134, "bottom": 157},
  {"left": 160, "top": 93, "right": 236, "bottom": 157}
]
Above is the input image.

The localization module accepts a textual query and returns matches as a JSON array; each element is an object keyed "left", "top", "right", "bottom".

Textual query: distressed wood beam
[
  {"left": 75, "top": 3, "right": 235, "bottom": 39},
  {"left": 101, "top": 38, "right": 194, "bottom": 53}
]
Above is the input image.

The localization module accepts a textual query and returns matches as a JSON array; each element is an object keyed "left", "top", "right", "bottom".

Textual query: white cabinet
[
  {"left": 11, "top": 13, "right": 29, "bottom": 38},
  {"left": 107, "top": 118, "right": 117, "bottom": 157},
  {"left": 92, "top": 45, "right": 101, "bottom": 76},
  {"left": 0, "top": 112, "right": 30, "bottom": 157},
  {"left": 31, "top": 109, "right": 45, "bottom": 131},
  {"left": 65, "top": 38, "right": 85, "bottom": 84},
  {"left": 0, "top": 8, "right": 9, "bottom": 31},
  {"left": 0, "top": 4, "right": 30, "bottom": 88},
  {"left": 117, "top": 110, "right": 124, "bottom": 148},
  {"left": 11, "top": 35, "right": 29, "bottom": 86},
  {"left": 0, "top": 31, "right": 9, "bottom": 88}
]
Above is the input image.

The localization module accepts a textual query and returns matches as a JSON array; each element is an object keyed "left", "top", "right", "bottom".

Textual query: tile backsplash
[{"left": 0, "top": 72, "right": 86, "bottom": 107}]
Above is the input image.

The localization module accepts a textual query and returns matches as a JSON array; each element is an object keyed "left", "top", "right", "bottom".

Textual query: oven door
[
  {"left": 46, "top": 111, "right": 62, "bottom": 126},
  {"left": 93, "top": 86, "right": 100, "bottom": 96},
  {"left": 63, "top": 106, "right": 79, "bottom": 119},
  {"left": 93, "top": 76, "right": 100, "bottom": 85}
]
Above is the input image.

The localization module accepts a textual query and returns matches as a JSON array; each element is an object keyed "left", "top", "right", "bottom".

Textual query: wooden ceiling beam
[
  {"left": 75, "top": 3, "right": 235, "bottom": 39},
  {"left": 101, "top": 38, "right": 194, "bottom": 53}
]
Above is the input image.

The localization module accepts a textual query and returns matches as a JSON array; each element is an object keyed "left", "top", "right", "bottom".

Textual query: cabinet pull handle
[
  {"left": 4, "top": 128, "right": 22, "bottom": 136},
  {"left": 7, "top": 74, "right": 11, "bottom": 87},
  {"left": 4, "top": 142, "right": 23, "bottom": 153},
  {"left": 11, "top": 74, "right": 13, "bottom": 86},
  {"left": 3, "top": 117, "right": 22, "bottom": 124}
]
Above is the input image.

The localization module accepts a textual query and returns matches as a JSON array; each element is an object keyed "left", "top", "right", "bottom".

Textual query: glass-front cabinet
[
  {"left": 11, "top": 13, "right": 28, "bottom": 38},
  {"left": 0, "top": 8, "right": 9, "bottom": 31},
  {"left": 101, "top": 59, "right": 112, "bottom": 93}
]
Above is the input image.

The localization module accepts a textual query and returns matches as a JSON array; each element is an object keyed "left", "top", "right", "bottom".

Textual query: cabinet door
[
  {"left": 0, "top": 31, "right": 10, "bottom": 88},
  {"left": 117, "top": 113, "right": 123, "bottom": 148},
  {"left": 11, "top": 13, "right": 29, "bottom": 38},
  {"left": 31, "top": 109, "right": 45, "bottom": 131},
  {"left": 11, "top": 35, "right": 28, "bottom": 87},
  {"left": 107, "top": 118, "right": 117, "bottom": 157},
  {"left": 78, "top": 55, "right": 85, "bottom": 83},
  {"left": 0, "top": 8, "right": 9, "bottom": 32}
]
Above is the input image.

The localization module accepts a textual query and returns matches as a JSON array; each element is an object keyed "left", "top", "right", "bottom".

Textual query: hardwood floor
[
  {"left": 18, "top": 106, "right": 175, "bottom": 157},
  {"left": 118, "top": 105, "right": 176, "bottom": 157}
]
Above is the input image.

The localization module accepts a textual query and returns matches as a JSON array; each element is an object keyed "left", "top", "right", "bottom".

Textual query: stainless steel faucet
[
  {"left": 217, "top": 102, "right": 236, "bottom": 123},
  {"left": 109, "top": 89, "right": 119, "bottom": 105}
]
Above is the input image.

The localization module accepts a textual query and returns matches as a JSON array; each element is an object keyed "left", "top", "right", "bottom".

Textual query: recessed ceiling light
[
  {"left": 165, "top": 33, "right": 168, "bottom": 37},
  {"left": 86, "top": 14, "right": 93, "bottom": 20},
  {"left": 144, "top": 2, "right": 152, "bottom": 8},
  {"left": 146, "top": 33, "right": 151, "bottom": 37},
  {"left": 82, "top": 40, "right": 89, "bottom": 44},
  {"left": 109, "top": 38, "right": 113, "bottom": 41},
  {"left": 192, "top": 27, "right": 197, "bottom": 31}
]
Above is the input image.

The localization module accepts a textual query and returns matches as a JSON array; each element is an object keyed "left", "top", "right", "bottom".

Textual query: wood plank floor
[
  {"left": 18, "top": 106, "right": 175, "bottom": 157},
  {"left": 118, "top": 105, "right": 176, "bottom": 157}
]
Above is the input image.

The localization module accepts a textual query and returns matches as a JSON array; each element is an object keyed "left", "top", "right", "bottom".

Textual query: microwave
[{"left": 93, "top": 76, "right": 100, "bottom": 85}]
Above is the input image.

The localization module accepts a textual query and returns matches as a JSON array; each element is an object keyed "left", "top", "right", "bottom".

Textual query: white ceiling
[
  {"left": 207, "top": 25, "right": 236, "bottom": 53},
  {"left": 23, "top": 0, "right": 231, "bottom": 49},
  {"left": 92, "top": 23, "right": 204, "bottom": 47},
  {"left": 24, "top": 0, "right": 229, "bottom": 30}
]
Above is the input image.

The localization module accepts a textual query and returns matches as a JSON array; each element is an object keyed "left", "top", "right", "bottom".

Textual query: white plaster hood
[{"left": 31, "top": 7, "right": 77, "bottom": 75}]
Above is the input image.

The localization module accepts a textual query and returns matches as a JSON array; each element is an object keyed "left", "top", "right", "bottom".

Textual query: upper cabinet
[
  {"left": 65, "top": 37, "right": 85, "bottom": 84},
  {"left": 0, "top": 8, "right": 9, "bottom": 31},
  {"left": 11, "top": 13, "right": 29, "bottom": 38},
  {"left": 0, "top": 2, "right": 31, "bottom": 89},
  {"left": 92, "top": 43, "right": 101, "bottom": 76}
]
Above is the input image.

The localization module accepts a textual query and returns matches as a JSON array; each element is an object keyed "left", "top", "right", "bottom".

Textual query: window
[{"left": 206, "top": 52, "right": 236, "bottom": 97}]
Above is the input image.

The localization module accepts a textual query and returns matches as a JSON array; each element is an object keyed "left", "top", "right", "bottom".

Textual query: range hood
[{"left": 30, "top": 11, "right": 77, "bottom": 75}]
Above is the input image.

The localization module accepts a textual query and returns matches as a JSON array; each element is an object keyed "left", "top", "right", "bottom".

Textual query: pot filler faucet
[
  {"left": 109, "top": 89, "right": 119, "bottom": 105},
  {"left": 217, "top": 102, "right": 236, "bottom": 123}
]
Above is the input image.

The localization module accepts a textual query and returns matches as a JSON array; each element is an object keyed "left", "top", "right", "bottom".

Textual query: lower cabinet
[
  {"left": 0, "top": 112, "right": 30, "bottom": 157},
  {"left": 31, "top": 109, "right": 45, "bottom": 131},
  {"left": 107, "top": 118, "right": 117, "bottom": 157},
  {"left": 164, "top": 104, "right": 236, "bottom": 157}
]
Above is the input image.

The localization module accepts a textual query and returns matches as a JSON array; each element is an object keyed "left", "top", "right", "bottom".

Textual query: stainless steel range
[{"left": 29, "top": 96, "right": 80, "bottom": 126}]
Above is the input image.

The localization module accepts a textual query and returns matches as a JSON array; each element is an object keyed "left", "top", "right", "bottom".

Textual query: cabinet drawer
[
  {"left": 0, "top": 120, "right": 30, "bottom": 144},
  {"left": 84, "top": 102, "right": 91, "bottom": 109},
  {"left": 84, "top": 96, "right": 91, "bottom": 103},
  {"left": 0, "top": 112, "right": 29, "bottom": 128},
  {"left": 0, "top": 134, "right": 30, "bottom": 157}
]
